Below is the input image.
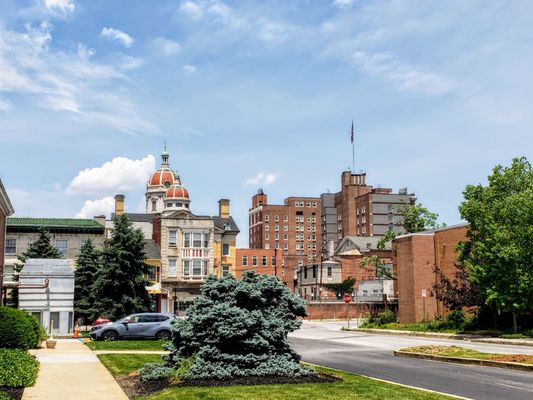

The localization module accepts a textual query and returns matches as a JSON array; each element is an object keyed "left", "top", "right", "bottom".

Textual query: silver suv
[{"left": 90, "top": 313, "right": 175, "bottom": 341}]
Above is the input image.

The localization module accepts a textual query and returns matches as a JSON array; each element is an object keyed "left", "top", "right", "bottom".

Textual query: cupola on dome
[{"left": 165, "top": 185, "right": 189, "bottom": 200}]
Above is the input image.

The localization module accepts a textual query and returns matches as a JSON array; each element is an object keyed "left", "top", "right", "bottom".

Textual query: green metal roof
[{"left": 7, "top": 217, "right": 104, "bottom": 232}]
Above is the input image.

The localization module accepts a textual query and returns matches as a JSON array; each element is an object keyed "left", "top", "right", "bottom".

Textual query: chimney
[
  {"left": 218, "top": 199, "right": 230, "bottom": 219},
  {"left": 114, "top": 194, "right": 125, "bottom": 216},
  {"left": 93, "top": 215, "right": 106, "bottom": 226}
]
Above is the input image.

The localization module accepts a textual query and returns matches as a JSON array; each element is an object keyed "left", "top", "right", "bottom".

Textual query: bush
[
  {"left": 0, "top": 349, "right": 39, "bottom": 387},
  {"left": 23, "top": 314, "right": 47, "bottom": 344},
  {"left": 139, "top": 363, "right": 174, "bottom": 383},
  {"left": 446, "top": 310, "right": 466, "bottom": 329},
  {"left": 0, "top": 391, "right": 12, "bottom": 400},
  {"left": 360, "top": 310, "right": 397, "bottom": 327},
  {"left": 0, "top": 307, "right": 39, "bottom": 350},
  {"left": 160, "top": 272, "right": 315, "bottom": 381}
]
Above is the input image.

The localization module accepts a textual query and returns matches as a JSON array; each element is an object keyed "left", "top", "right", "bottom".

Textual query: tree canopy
[
  {"left": 458, "top": 157, "right": 533, "bottom": 330},
  {"left": 401, "top": 203, "right": 445, "bottom": 234},
  {"left": 74, "top": 239, "right": 101, "bottom": 324},
  {"left": 93, "top": 214, "right": 150, "bottom": 320}
]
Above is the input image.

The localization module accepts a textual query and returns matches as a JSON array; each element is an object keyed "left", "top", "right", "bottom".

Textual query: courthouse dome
[{"left": 165, "top": 184, "right": 190, "bottom": 200}]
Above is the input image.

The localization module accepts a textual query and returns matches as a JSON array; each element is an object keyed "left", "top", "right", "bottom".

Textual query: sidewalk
[{"left": 24, "top": 339, "right": 128, "bottom": 400}]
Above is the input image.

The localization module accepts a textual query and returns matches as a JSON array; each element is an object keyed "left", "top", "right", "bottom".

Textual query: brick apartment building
[
  {"left": 322, "top": 171, "right": 416, "bottom": 259},
  {"left": 249, "top": 190, "right": 321, "bottom": 290},
  {"left": 0, "top": 179, "right": 15, "bottom": 303},
  {"left": 234, "top": 248, "right": 283, "bottom": 280},
  {"left": 394, "top": 223, "right": 468, "bottom": 323}
]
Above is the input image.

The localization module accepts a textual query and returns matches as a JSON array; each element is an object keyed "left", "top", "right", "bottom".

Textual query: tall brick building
[
  {"left": 322, "top": 171, "right": 416, "bottom": 259},
  {"left": 249, "top": 190, "right": 321, "bottom": 290},
  {"left": 394, "top": 223, "right": 468, "bottom": 323}
]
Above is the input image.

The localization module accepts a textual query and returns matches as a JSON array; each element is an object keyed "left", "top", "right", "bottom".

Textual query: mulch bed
[
  {"left": 0, "top": 387, "right": 24, "bottom": 400},
  {"left": 117, "top": 372, "right": 342, "bottom": 398}
]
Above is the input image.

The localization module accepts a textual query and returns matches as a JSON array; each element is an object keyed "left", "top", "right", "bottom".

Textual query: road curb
[
  {"left": 304, "top": 362, "right": 471, "bottom": 399},
  {"left": 350, "top": 328, "right": 533, "bottom": 347},
  {"left": 393, "top": 350, "right": 533, "bottom": 372}
]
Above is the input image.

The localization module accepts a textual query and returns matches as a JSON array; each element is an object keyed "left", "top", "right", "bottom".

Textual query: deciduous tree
[{"left": 459, "top": 157, "right": 533, "bottom": 331}]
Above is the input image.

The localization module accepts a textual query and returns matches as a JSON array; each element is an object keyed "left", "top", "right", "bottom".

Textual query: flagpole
[{"left": 351, "top": 121, "right": 355, "bottom": 172}]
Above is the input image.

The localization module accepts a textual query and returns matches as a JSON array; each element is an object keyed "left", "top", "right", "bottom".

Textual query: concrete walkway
[{"left": 24, "top": 339, "right": 128, "bottom": 400}]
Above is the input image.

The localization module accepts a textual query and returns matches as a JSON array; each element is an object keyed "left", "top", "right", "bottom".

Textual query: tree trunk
[{"left": 512, "top": 311, "right": 518, "bottom": 332}]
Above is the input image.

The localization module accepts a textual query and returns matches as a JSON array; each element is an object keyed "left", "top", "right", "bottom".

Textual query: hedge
[
  {"left": 0, "top": 307, "right": 40, "bottom": 350},
  {"left": 0, "top": 349, "right": 39, "bottom": 387}
]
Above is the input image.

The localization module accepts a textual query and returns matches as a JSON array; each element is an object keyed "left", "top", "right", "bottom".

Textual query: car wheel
[
  {"left": 156, "top": 330, "right": 171, "bottom": 341},
  {"left": 102, "top": 331, "right": 118, "bottom": 341}
]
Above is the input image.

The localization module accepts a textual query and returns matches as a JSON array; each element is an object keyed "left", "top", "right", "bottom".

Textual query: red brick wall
[
  {"left": 305, "top": 302, "right": 397, "bottom": 320},
  {"left": 235, "top": 248, "right": 283, "bottom": 279},
  {"left": 395, "top": 226, "right": 468, "bottom": 323}
]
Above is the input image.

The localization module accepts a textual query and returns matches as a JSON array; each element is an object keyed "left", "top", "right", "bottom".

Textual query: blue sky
[{"left": 1, "top": 0, "right": 532, "bottom": 246}]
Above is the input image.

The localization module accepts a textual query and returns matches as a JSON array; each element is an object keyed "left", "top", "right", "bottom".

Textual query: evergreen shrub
[
  {"left": 0, "top": 349, "right": 39, "bottom": 387},
  {"left": 139, "top": 363, "right": 174, "bottom": 383},
  {"left": 0, "top": 308, "right": 39, "bottom": 350},
  {"left": 141, "top": 272, "right": 315, "bottom": 382}
]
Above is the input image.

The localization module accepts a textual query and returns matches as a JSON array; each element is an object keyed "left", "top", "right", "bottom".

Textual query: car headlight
[{"left": 91, "top": 325, "right": 105, "bottom": 332}]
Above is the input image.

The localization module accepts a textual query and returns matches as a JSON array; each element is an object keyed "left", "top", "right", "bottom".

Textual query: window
[
  {"left": 274, "top": 233, "right": 279, "bottom": 240},
  {"left": 307, "top": 202, "right": 311, "bottom": 207},
  {"left": 252, "top": 256, "right": 257, "bottom": 266},
  {"left": 304, "top": 267, "right": 307, "bottom": 279},
  {"left": 184, "top": 233, "right": 190, "bottom": 247},
  {"left": 265, "top": 225, "right": 270, "bottom": 231},
  {"left": 275, "top": 243, "right": 279, "bottom": 249},
  {"left": 283, "top": 215, "right": 288, "bottom": 222},
  {"left": 168, "top": 258, "right": 177, "bottom": 277},
  {"left": 262, "top": 256, "right": 267, "bottom": 266},
  {"left": 283, "top": 234, "right": 288, "bottom": 240},
  {"left": 265, "top": 243, "right": 270, "bottom": 249},
  {"left": 203, "top": 260, "right": 209, "bottom": 275},
  {"left": 204, "top": 233, "right": 209, "bottom": 248},
  {"left": 169, "top": 230, "right": 177, "bottom": 246},
  {"left": 274, "top": 215, "right": 279, "bottom": 222},
  {"left": 5, "top": 239, "right": 16, "bottom": 254},
  {"left": 151, "top": 199, "right": 157, "bottom": 211},
  {"left": 192, "top": 260, "right": 202, "bottom": 275},
  {"left": 272, "top": 256, "right": 276, "bottom": 265},
  {"left": 193, "top": 233, "right": 202, "bottom": 247},
  {"left": 274, "top": 224, "right": 279, "bottom": 231},
  {"left": 312, "top": 202, "right": 317, "bottom": 207},
  {"left": 283, "top": 225, "right": 288, "bottom": 231},
  {"left": 312, "top": 265, "right": 316, "bottom": 278},
  {"left": 265, "top": 233, "right": 270, "bottom": 240},
  {"left": 327, "top": 266, "right": 332, "bottom": 277},
  {"left": 242, "top": 256, "right": 248, "bottom": 266},
  {"left": 265, "top": 215, "right": 269, "bottom": 222},
  {"left": 55, "top": 240, "right": 68, "bottom": 255},
  {"left": 222, "top": 243, "right": 230, "bottom": 256},
  {"left": 363, "top": 289, "right": 368, "bottom": 296},
  {"left": 222, "top": 265, "right": 230, "bottom": 277}
]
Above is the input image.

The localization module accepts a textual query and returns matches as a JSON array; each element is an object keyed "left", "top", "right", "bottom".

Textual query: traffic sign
[
  {"left": 343, "top": 294, "right": 352, "bottom": 303},
  {"left": 421, "top": 289, "right": 427, "bottom": 298}
]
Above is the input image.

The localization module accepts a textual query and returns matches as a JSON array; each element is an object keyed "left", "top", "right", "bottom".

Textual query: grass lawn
[
  {"left": 97, "top": 354, "right": 456, "bottom": 400},
  {"left": 85, "top": 340, "right": 170, "bottom": 351},
  {"left": 401, "top": 345, "right": 533, "bottom": 365},
  {"left": 98, "top": 354, "right": 164, "bottom": 376}
]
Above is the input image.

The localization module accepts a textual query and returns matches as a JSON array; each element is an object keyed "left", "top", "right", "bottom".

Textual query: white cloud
[
  {"left": 258, "top": 21, "right": 292, "bottom": 45},
  {"left": 183, "top": 65, "right": 197, "bottom": 74},
  {"left": 244, "top": 172, "right": 279, "bottom": 186},
  {"left": 0, "top": 23, "right": 155, "bottom": 134},
  {"left": 75, "top": 197, "right": 114, "bottom": 218},
  {"left": 0, "top": 97, "right": 13, "bottom": 111},
  {"left": 100, "top": 27, "right": 134, "bottom": 48},
  {"left": 180, "top": 1, "right": 203, "bottom": 19},
  {"left": 351, "top": 51, "right": 454, "bottom": 95},
  {"left": 67, "top": 155, "right": 156, "bottom": 195},
  {"left": 333, "top": 0, "right": 354, "bottom": 9},
  {"left": 152, "top": 37, "right": 181, "bottom": 56},
  {"left": 44, "top": 0, "right": 75, "bottom": 13}
]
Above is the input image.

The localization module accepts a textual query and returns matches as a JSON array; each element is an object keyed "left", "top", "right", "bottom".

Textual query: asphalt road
[{"left": 288, "top": 321, "right": 533, "bottom": 400}]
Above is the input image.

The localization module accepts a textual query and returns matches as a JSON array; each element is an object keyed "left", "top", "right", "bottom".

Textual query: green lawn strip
[
  {"left": 98, "top": 354, "right": 164, "bottom": 376},
  {"left": 97, "top": 354, "right": 455, "bottom": 400},
  {"left": 86, "top": 340, "right": 170, "bottom": 351},
  {"left": 400, "top": 345, "right": 533, "bottom": 365}
]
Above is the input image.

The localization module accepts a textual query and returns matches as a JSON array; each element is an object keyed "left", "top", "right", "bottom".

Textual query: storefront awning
[{"left": 146, "top": 282, "right": 161, "bottom": 294}]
